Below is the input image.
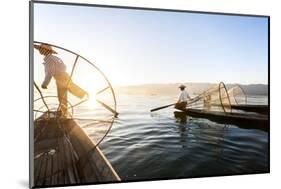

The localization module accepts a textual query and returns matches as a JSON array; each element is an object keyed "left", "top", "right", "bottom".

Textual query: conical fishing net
[
  {"left": 227, "top": 85, "right": 247, "bottom": 105},
  {"left": 187, "top": 82, "right": 232, "bottom": 113},
  {"left": 33, "top": 41, "right": 118, "bottom": 146}
]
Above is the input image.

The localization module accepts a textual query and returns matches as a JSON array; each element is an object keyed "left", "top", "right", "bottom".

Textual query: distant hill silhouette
[
  {"left": 227, "top": 84, "right": 268, "bottom": 96},
  {"left": 116, "top": 82, "right": 268, "bottom": 96}
]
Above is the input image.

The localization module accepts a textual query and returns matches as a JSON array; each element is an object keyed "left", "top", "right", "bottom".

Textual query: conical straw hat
[
  {"left": 179, "top": 84, "right": 186, "bottom": 88},
  {"left": 34, "top": 44, "right": 57, "bottom": 54}
]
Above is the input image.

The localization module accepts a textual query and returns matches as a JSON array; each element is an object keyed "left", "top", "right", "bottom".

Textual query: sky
[{"left": 34, "top": 3, "right": 268, "bottom": 86}]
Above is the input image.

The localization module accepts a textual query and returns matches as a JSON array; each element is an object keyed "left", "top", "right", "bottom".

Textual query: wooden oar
[
  {"left": 150, "top": 103, "right": 176, "bottom": 112},
  {"left": 150, "top": 98, "right": 198, "bottom": 112}
]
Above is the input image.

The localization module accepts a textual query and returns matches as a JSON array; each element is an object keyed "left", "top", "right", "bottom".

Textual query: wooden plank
[
  {"left": 33, "top": 114, "right": 121, "bottom": 187},
  {"left": 34, "top": 153, "right": 44, "bottom": 186},
  {"left": 44, "top": 153, "right": 53, "bottom": 185},
  {"left": 35, "top": 153, "right": 48, "bottom": 186}
]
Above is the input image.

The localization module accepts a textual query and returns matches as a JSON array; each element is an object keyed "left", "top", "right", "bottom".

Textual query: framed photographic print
[{"left": 29, "top": 1, "right": 269, "bottom": 188}]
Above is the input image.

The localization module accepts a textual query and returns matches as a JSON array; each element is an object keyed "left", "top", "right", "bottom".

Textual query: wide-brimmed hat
[
  {"left": 179, "top": 84, "right": 186, "bottom": 89},
  {"left": 34, "top": 44, "right": 57, "bottom": 54}
]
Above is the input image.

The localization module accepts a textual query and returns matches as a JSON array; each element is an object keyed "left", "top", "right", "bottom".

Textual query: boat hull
[
  {"left": 33, "top": 116, "right": 120, "bottom": 187},
  {"left": 174, "top": 108, "right": 268, "bottom": 132},
  {"left": 231, "top": 104, "right": 268, "bottom": 114}
]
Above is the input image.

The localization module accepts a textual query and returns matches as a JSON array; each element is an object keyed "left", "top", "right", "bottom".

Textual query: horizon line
[{"left": 115, "top": 81, "right": 268, "bottom": 87}]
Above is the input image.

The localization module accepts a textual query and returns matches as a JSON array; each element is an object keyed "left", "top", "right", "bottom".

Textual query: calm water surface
[{"left": 87, "top": 95, "right": 268, "bottom": 180}]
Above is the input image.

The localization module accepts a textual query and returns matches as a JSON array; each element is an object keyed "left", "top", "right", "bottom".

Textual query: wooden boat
[
  {"left": 227, "top": 85, "right": 268, "bottom": 114},
  {"left": 231, "top": 104, "right": 268, "bottom": 114},
  {"left": 174, "top": 108, "right": 268, "bottom": 132},
  {"left": 32, "top": 112, "right": 121, "bottom": 188}
]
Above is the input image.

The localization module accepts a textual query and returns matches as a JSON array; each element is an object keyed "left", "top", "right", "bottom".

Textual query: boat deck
[{"left": 33, "top": 116, "right": 120, "bottom": 187}]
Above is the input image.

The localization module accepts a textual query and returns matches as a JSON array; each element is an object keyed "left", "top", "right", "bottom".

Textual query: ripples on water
[{"left": 89, "top": 95, "right": 268, "bottom": 181}]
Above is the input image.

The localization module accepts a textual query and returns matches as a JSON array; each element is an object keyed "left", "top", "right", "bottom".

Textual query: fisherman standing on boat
[
  {"left": 34, "top": 44, "right": 88, "bottom": 117},
  {"left": 175, "top": 84, "right": 191, "bottom": 110}
]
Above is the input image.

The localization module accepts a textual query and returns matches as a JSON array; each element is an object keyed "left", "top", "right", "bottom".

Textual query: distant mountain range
[
  {"left": 116, "top": 82, "right": 268, "bottom": 96},
  {"left": 226, "top": 84, "right": 268, "bottom": 96}
]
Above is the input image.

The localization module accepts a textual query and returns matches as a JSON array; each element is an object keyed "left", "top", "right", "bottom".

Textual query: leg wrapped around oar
[{"left": 175, "top": 101, "right": 187, "bottom": 111}]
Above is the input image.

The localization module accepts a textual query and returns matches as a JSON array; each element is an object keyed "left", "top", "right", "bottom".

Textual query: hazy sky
[{"left": 34, "top": 3, "right": 268, "bottom": 86}]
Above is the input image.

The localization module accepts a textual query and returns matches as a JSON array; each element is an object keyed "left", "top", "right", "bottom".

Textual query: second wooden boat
[
  {"left": 174, "top": 108, "right": 268, "bottom": 132},
  {"left": 231, "top": 104, "right": 268, "bottom": 114}
]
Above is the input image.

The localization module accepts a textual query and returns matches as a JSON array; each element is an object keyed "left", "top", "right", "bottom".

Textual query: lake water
[{"left": 88, "top": 94, "right": 269, "bottom": 181}]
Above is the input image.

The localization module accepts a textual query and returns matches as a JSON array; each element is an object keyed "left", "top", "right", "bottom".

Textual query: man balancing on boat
[
  {"left": 34, "top": 44, "right": 88, "bottom": 117},
  {"left": 150, "top": 84, "right": 192, "bottom": 112},
  {"left": 175, "top": 84, "right": 191, "bottom": 110}
]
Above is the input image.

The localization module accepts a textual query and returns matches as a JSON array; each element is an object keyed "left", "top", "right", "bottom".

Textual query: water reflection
[{"left": 173, "top": 111, "right": 230, "bottom": 157}]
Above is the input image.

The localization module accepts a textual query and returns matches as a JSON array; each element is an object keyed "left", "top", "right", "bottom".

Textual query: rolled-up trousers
[
  {"left": 175, "top": 101, "right": 187, "bottom": 110},
  {"left": 54, "top": 72, "right": 87, "bottom": 116}
]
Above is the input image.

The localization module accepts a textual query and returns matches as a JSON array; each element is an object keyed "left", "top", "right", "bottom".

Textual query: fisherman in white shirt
[
  {"left": 175, "top": 84, "right": 191, "bottom": 110},
  {"left": 34, "top": 44, "right": 88, "bottom": 117}
]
